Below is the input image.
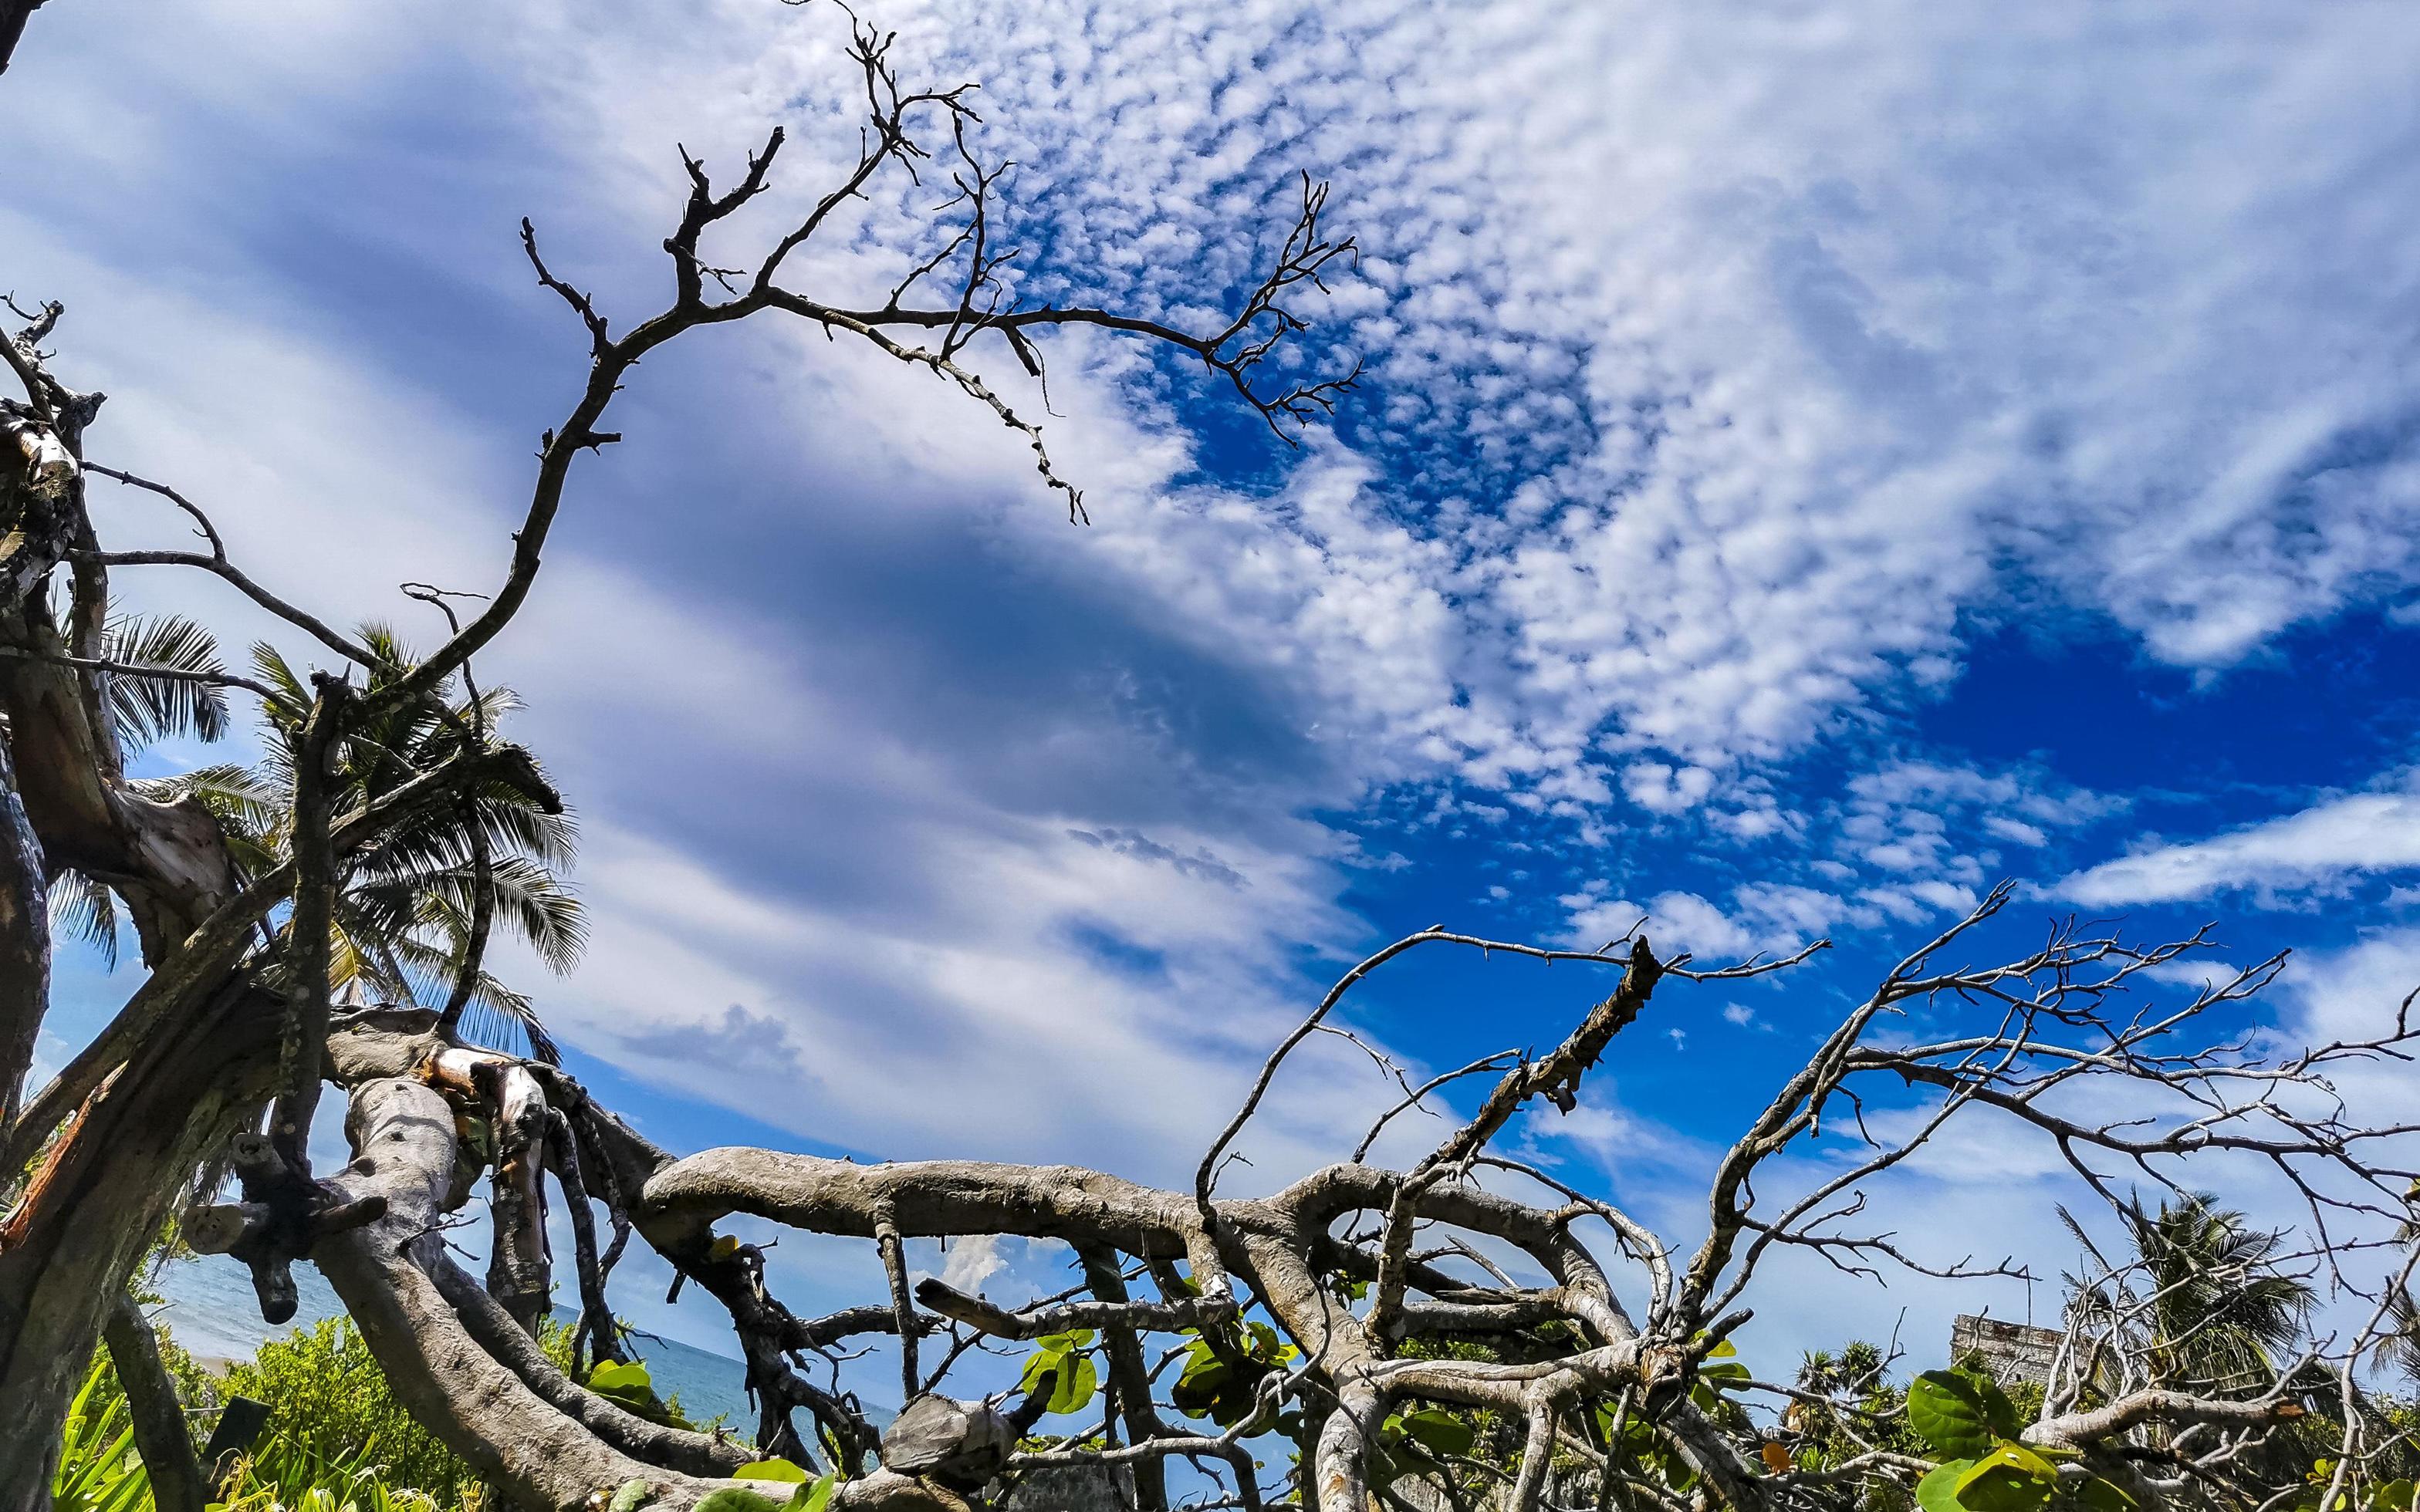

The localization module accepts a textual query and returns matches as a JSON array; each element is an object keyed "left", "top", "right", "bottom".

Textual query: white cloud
[
  {"left": 2060, "top": 789, "right": 2420, "bottom": 906},
  {"left": 937, "top": 1233, "right": 1009, "bottom": 1296},
  {"left": 393, "top": 0, "right": 2420, "bottom": 810},
  {"left": 18, "top": 0, "right": 2420, "bottom": 824},
  {"left": 14, "top": 0, "right": 2420, "bottom": 1378}
]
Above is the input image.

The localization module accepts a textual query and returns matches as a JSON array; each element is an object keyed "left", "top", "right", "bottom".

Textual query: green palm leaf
[
  {"left": 104, "top": 612, "right": 232, "bottom": 750},
  {"left": 47, "top": 869, "right": 121, "bottom": 970}
]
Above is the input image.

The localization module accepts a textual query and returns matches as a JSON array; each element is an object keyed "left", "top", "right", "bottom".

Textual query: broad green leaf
[
  {"left": 736, "top": 1460, "right": 809, "bottom": 1483},
  {"left": 1171, "top": 1359, "right": 1232, "bottom": 1416},
  {"left": 2378, "top": 1483, "right": 2417, "bottom": 1512},
  {"left": 1916, "top": 1460, "right": 1977, "bottom": 1512},
  {"left": 1035, "top": 1329, "right": 1096, "bottom": 1353},
  {"left": 792, "top": 1473, "right": 840, "bottom": 1512},
  {"left": 693, "top": 1491, "right": 785, "bottom": 1512},
  {"left": 590, "top": 1361, "right": 656, "bottom": 1394},
  {"left": 1209, "top": 1371, "right": 1264, "bottom": 1428},
  {"left": 1907, "top": 1373, "right": 1997, "bottom": 1459},
  {"left": 1020, "top": 1348, "right": 1100, "bottom": 1415},
  {"left": 1051, "top": 1353, "right": 1100, "bottom": 1415},
  {"left": 1398, "top": 1409, "right": 1477, "bottom": 1458},
  {"left": 1976, "top": 1376, "right": 2021, "bottom": 1439},
  {"left": 1952, "top": 1446, "right": 2058, "bottom": 1512},
  {"left": 2077, "top": 1477, "right": 2138, "bottom": 1512},
  {"left": 1967, "top": 1444, "right": 2057, "bottom": 1481}
]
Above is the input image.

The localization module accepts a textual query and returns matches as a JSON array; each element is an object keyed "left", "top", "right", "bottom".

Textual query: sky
[{"left": 8, "top": 0, "right": 2420, "bottom": 1390}]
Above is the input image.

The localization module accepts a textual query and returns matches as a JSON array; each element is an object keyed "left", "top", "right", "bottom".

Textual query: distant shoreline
[{"left": 150, "top": 1252, "right": 758, "bottom": 1430}]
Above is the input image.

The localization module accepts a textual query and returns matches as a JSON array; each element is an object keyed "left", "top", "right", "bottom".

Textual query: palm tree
[
  {"left": 2063, "top": 1192, "right": 2314, "bottom": 1398},
  {"left": 51, "top": 613, "right": 583, "bottom": 1061}
]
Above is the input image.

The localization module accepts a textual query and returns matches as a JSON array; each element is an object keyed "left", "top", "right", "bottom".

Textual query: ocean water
[{"left": 150, "top": 1253, "right": 758, "bottom": 1434}]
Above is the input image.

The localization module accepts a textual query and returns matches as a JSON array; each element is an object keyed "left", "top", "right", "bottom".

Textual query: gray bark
[
  {"left": 102, "top": 1291, "right": 209, "bottom": 1512},
  {"left": 0, "top": 979, "right": 277, "bottom": 1512},
  {"left": 310, "top": 1076, "right": 956, "bottom": 1512},
  {"left": 0, "top": 734, "right": 46, "bottom": 1129}
]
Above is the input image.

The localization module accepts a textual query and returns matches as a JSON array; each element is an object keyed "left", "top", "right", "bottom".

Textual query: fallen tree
[
  {"left": 203, "top": 904, "right": 2420, "bottom": 1512},
  {"left": 7, "top": 10, "right": 2420, "bottom": 1512}
]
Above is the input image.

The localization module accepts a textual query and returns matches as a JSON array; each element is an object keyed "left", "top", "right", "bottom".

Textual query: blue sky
[{"left": 10, "top": 0, "right": 2420, "bottom": 1382}]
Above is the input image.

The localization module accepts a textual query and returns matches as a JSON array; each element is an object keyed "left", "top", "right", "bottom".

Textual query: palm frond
[
  {"left": 354, "top": 790, "right": 577, "bottom": 881},
  {"left": 132, "top": 762, "right": 286, "bottom": 875},
  {"left": 388, "top": 935, "right": 560, "bottom": 1064},
  {"left": 2115, "top": 1190, "right": 2313, "bottom": 1395},
  {"left": 414, "top": 857, "right": 586, "bottom": 975},
  {"left": 105, "top": 613, "right": 232, "bottom": 750},
  {"left": 2382, "top": 1287, "right": 2420, "bottom": 1387},
  {"left": 246, "top": 640, "right": 313, "bottom": 725},
  {"left": 47, "top": 869, "right": 120, "bottom": 969},
  {"left": 345, "top": 855, "right": 586, "bottom": 978},
  {"left": 227, "top": 625, "right": 581, "bottom": 1035}
]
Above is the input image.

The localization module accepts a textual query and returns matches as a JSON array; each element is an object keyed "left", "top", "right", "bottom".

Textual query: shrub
[{"left": 223, "top": 1317, "right": 477, "bottom": 1500}]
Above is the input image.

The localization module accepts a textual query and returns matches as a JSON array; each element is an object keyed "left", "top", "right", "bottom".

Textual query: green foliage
[
  {"left": 1168, "top": 1320, "right": 1298, "bottom": 1429},
  {"left": 608, "top": 1482, "right": 657, "bottom": 1512},
  {"left": 585, "top": 1356, "right": 697, "bottom": 1430},
  {"left": 1952, "top": 1443, "right": 2063, "bottom": 1512},
  {"left": 51, "top": 613, "right": 585, "bottom": 1061},
  {"left": 215, "top": 1439, "right": 483, "bottom": 1512},
  {"left": 1016, "top": 1330, "right": 1101, "bottom": 1417},
  {"left": 1907, "top": 1370, "right": 2019, "bottom": 1459},
  {"left": 1783, "top": 1345, "right": 2110, "bottom": 1512},
  {"left": 1916, "top": 1460, "right": 1977, "bottom": 1512},
  {"left": 56, "top": 1312, "right": 228, "bottom": 1511},
  {"left": 2065, "top": 1193, "right": 2317, "bottom": 1399},
  {"left": 1694, "top": 1337, "right": 1754, "bottom": 1416},
  {"left": 1393, "top": 1408, "right": 1476, "bottom": 1458},
  {"left": 715, "top": 1464, "right": 839, "bottom": 1512},
  {"left": 52, "top": 1356, "right": 151, "bottom": 1512},
  {"left": 793, "top": 1474, "right": 840, "bottom": 1512},
  {"left": 224, "top": 1316, "right": 479, "bottom": 1500},
  {"left": 106, "top": 610, "right": 234, "bottom": 750}
]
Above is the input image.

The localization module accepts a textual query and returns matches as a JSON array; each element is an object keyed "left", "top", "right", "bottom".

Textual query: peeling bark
[
  {"left": 480, "top": 1059, "right": 552, "bottom": 1334},
  {"left": 0, "top": 979, "right": 278, "bottom": 1512},
  {"left": 309, "top": 1076, "right": 969, "bottom": 1512}
]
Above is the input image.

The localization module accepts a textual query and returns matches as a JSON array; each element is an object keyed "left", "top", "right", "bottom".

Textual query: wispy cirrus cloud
[{"left": 2060, "top": 785, "right": 2420, "bottom": 907}]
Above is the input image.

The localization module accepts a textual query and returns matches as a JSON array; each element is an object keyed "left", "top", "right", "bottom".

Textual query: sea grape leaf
[
  {"left": 1916, "top": 1460, "right": 1977, "bottom": 1512},
  {"left": 1398, "top": 1409, "right": 1476, "bottom": 1458},
  {"left": 1952, "top": 1444, "right": 2058, "bottom": 1512},
  {"left": 1908, "top": 1372, "right": 1997, "bottom": 1459}
]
